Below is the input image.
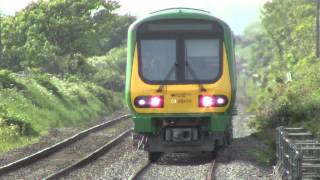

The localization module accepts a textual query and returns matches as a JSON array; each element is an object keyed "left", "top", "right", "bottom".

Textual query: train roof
[
  {"left": 150, "top": 8, "right": 211, "bottom": 14},
  {"left": 128, "top": 8, "right": 232, "bottom": 34}
]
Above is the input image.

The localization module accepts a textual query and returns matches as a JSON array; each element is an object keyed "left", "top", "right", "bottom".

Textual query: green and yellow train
[{"left": 125, "top": 8, "right": 236, "bottom": 161}]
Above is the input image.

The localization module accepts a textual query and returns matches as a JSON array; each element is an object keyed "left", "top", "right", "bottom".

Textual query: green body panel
[
  {"left": 134, "top": 113, "right": 231, "bottom": 133},
  {"left": 133, "top": 117, "right": 155, "bottom": 133},
  {"left": 210, "top": 115, "right": 231, "bottom": 132},
  {"left": 125, "top": 8, "right": 236, "bottom": 133}
]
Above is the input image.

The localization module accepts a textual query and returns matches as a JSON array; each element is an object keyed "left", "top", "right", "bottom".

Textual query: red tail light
[
  {"left": 199, "top": 95, "right": 228, "bottom": 107},
  {"left": 200, "top": 95, "right": 214, "bottom": 107},
  {"left": 149, "top": 96, "right": 163, "bottom": 107},
  {"left": 134, "top": 96, "right": 164, "bottom": 108}
]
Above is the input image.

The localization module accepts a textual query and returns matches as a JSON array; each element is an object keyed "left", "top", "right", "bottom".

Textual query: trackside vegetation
[
  {"left": 1, "top": 0, "right": 318, "bottom": 164},
  {"left": 0, "top": 70, "right": 122, "bottom": 153},
  {"left": 237, "top": 0, "right": 320, "bottom": 164},
  {"left": 0, "top": 0, "right": 134, "bottom": 154}
]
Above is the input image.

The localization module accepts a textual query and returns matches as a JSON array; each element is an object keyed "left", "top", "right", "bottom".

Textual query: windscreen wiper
[
  {"left": 185, "top": 61, "right": 206, "bottom": 92},
  {"left": 156, "top": 63, "right": 177, "bottom": 93},
  {"left": 185, "top": 47, "right": 206, "bottom": 92}
]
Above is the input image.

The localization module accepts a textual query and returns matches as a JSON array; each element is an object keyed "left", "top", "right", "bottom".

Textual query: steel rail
[
  {"left": 44, "top": 128, "right": 133, "bottom": 180},
  {"left": 206, "top": 159, "right": 216, "bottom": 180},
  {"left": 0, "top": 114, "right": 130, "bottom": 175},
  {"left": 206, "top": 151, "right": 217, "bottom": 180},
  {"left": 128, "top": 161, "right": 152, "bottom": 180}
]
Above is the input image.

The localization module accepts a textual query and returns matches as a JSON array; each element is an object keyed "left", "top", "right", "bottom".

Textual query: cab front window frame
[{"left": 136, "top": 19, "right": 224, "bottom": 85}]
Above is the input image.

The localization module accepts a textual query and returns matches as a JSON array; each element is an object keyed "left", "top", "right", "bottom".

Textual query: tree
[
  {"left": 97, "top": 15, "right": 135, "bottom": 53},
  {"left": 238, "top": 0, "right": 320, "bottom": 131},
  {"left": 262, "top": 0, "right": 316, "bottom": 68},
  {"left": 0, "top": 0, "right": 120, "bottom": 71}
]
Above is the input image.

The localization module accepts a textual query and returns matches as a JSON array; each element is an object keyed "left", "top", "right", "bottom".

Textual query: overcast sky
[{"left": 0, "top": 0, "right": 270, "bottom": 35}]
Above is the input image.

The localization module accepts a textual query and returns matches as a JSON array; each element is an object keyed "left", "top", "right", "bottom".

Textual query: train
[{"left": 125, "top": 8, "right": 237, "bottom": 161}]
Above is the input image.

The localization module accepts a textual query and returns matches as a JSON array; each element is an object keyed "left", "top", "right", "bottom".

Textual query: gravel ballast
[
  {"left": 63, "top": 136, "right": 148, "bottom": 179},
  {"left": 139, "top": 152, "right": 213, "bottom": 180},
  {"left": 0, "top": 111, "right": 125, "bottom": 167},
  {"left": 213, "top": 108, "right": 273, "bottom": 180},
  {"left": 0, "top": 111, "right": 131, "bottom": 179}
]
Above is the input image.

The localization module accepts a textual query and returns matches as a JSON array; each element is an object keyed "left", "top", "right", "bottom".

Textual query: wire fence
[{"left": 274, "top": 126, "right": 320, "bottom": 180}]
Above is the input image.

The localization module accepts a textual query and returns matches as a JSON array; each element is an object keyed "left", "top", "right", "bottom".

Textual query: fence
[{"left": 274, "top": 126, "right": 320, "bottom": 179}]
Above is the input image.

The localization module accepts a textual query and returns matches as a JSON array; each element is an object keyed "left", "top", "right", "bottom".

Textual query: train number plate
[{"left": 171, "top": 98, "right": 192, "bottom": 104}]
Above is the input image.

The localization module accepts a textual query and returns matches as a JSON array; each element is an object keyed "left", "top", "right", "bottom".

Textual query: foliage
[
  {"left": 0, "top": 70, "right": 123, "bottom": 154},
  {"left": 0, "top": 0, "right": 134, "bottom": 73},
  {"left": 97, "top": 15, "right": 135, "bottom": 53},
  {"left": 0, "top": 0, "right": 134, "bottom": 153},
  {"left": 238, "top": 0, "right": 320, "bottom": 139},
  {"left": 0, "top": 70, "right": 26, "bottom": 90},
  {"left": 87, "top": 47, "right": 127, "bottom": 91}
]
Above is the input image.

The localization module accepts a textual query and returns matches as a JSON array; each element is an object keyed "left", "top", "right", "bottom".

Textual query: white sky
[{"left": 0, "top": 0, "right": 271, "bottom": 35}]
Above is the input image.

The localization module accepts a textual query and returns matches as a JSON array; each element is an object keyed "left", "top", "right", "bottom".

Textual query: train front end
[{"left": 125, "top": 8, "right": 236, "bottom": 159}]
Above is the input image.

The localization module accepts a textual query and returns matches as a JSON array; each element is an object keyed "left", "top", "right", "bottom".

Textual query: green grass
[
  {"left": 248, "top": 147, "right": 274, "bottom": 165},
  {"left": 250, "top": 128, "right": 276, "bottom": 165},
  {"left": 0, "top": 70, "right": 123, "bottom": 154}
]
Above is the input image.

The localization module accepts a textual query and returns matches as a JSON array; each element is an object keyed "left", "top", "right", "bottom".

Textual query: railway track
[
  {"left": 0, "top": 114, "right": 132, "bottom": 178},
  {"left": 1, "top": 113, "right": 222, "bottom": 179},
  {"left": 45, "top": 128, "right": 132, "bottom": 179},
  {"left": 128, "top": 161, "right": 151, "bottom": 180},
  {"left": 129, "top": 153, "right": 217, "bottom": 180},
  {"left": 206, "top": 159, "right": 216, "bottom": 180}
]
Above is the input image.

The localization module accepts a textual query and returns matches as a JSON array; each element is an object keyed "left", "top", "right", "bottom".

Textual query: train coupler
[{"left": 133, "top": 134, "right": 149, "bottom": 151}]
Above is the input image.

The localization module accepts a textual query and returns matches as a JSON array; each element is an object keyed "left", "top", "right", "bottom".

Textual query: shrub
[
  {"left": 248, "top": 62, "right": 320, "bottom": 134},
  {"left": 0, "top": 70, "right": 26, "bottom": 91},
  {"left": 0, "top": 103, "right": 37, "bottom": 136},
  {"left": 0, "top": 70, "right": 124, "bottom": 154}
]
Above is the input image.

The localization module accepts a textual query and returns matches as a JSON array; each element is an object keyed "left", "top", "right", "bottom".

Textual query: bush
[
  {"left": 0, "top": 70, "right": 124, "bottom": 154},
  {"left": 0, "top": 70, "right": 26, "bottom": 91},
  {"left": 35, "top": 75, "right": 64, "bottom": 99},
  {"left": 0, "top": 103, "right": 37, "bottom": 137},
  {"left": 248, "top": 62, "right": 320, "bottom": 134},
  {"left": 87, "top": 47, "right": 126, "bottom": 92}
]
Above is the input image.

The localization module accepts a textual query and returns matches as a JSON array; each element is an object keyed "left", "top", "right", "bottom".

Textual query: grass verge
[
  {"left": 249, "top": 128, "right": 276, "bottom": 166},
  {"left": 0, "top": 70, "right": 122, "bottom": 154}
]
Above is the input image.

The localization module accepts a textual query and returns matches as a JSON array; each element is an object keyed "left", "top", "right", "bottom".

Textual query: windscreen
[
  {"left": 185, "top": 39, "right": 220, "bottom": 81},
  {"left": 138, "top": 20, "right": 223, "bottom": 84},
  {"left": 140, "top": 40, "right": 177, "bottom": 81}
]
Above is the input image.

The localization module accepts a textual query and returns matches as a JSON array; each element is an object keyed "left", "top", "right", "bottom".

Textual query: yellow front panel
[{"left": 130, "top": 43, "right": 231, "bottom": 114}]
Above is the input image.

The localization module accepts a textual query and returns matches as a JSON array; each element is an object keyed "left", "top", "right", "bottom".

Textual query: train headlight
[
  {"left": 149, "top": 96, "right": 163, "bottom": 107},
  {"left": 216, "top": 97, "right": 226, "bottom": 105},
  {"left": 138, "top": 99, "right": 147, "bottom": 106},
  {"left": 199, "top": 95, "right": 228, "bottom": 107},
  {"left": 200, "top": 95, "right": 214, "bottom": 107},
  {"left": 134, "top": 96, "right": 164, "bottom": 108}
]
